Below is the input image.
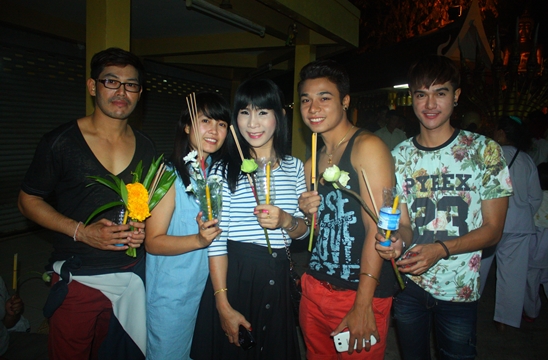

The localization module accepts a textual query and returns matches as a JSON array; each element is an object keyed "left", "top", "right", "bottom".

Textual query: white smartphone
[{"left": 333, "top": 331, "right": 377, "bottom": 352}]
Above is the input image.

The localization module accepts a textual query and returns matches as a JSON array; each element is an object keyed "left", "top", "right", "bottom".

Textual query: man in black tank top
[
  {"left": 18, "top": 48, "right": 155, "bottom": 359},
  {"left": 297, "top": 59, "right": 412, "bottom": 359}
]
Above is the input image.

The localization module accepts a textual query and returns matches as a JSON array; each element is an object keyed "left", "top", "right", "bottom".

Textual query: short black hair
[
  {"left": 408, "top": 55, "right": 460, "bottom": 91},
  {"left": 90, "top": 47, "right": 145, "bottom": 84},
  {"left": 298, "top": 59, "right": 350, "bottom": 101}
]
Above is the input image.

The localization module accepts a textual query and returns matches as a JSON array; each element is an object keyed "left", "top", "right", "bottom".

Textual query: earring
[
  {"left": 343, "top": 106, "right": 348, "bottom": 111},
  {"left": 454, "top": 102, "right": 458, "bottom": 107}
]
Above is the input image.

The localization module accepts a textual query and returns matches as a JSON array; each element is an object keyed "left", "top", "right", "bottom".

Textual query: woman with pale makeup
[
  {"left": 145, "top": 92, "right": 231, "bottom": 359},
  {"left": 191, "top": 79, "right": 309, "bottom": 360}
]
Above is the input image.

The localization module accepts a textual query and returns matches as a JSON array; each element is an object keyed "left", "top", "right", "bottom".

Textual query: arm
[
  {"left": 398, "top": 197, "right": 509, "bottom": 274},
  {"left": 145, "top": 186, "right": 221, "bottom": 255},
  {"left": 331, "top": 134, "right": 394, "bottom": 353},
  {"left": 18, "top": 190, "right": 136, "bottom": 251},
  {"left": 255, "top": 159, "right": 309, "bottom": 239},
  {"left": 209, "top": 255, "right": 250, "bottom": 346},
  {"left": 3, "top": 295, "right": 23, "bottom": 329}
]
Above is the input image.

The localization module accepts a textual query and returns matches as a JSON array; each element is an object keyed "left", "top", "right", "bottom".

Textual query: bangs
[
  {"left": 233, "top": 80, "right": 282, "bottom": 112},
  {"left": 408, "top": 55, "right": 460, "bottom": 90}
]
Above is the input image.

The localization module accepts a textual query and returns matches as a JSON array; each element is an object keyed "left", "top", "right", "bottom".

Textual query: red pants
[
  {"left": 48, "top": 274, "right": 112, "bottom": 360},
  {"left": 299, "top": 273, "right": 392, "bottom": 360}
]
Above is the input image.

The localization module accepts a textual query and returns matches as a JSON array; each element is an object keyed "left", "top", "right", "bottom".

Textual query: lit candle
[
  {"left": 13, "top": 253, "right": 18, "bottom": 291},
  {"left": 266, "top": 161, "right": 271, "bottom": 205}
]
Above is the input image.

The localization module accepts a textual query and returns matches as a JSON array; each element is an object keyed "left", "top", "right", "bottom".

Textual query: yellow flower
[{"left": 126, "top": 182, "right": 151, "bottom": 221}]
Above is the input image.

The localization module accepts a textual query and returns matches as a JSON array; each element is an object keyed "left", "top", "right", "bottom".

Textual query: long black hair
[
  {"left": 169, "top": 92, "right": 231, "bottom": 187},
  {"left": 218, "top": 78, "right": 290, "bottom": 192}
]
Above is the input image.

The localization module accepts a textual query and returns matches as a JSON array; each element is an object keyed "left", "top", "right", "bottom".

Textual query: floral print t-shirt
[{"left": 392, "top": 129, "right": 512, "bottom": 302}]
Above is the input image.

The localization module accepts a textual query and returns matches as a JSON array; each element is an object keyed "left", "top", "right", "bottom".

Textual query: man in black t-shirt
[
  {"left": 297, "top": 60, "right": 413, "bottom": 359},
  {"left": 18, "top": 48, "right": 155, "bottom": 359}
]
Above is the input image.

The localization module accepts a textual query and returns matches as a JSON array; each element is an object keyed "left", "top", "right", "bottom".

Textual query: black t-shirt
[
  {"left": 21, "top": 120, "right": 156, "bottom": 271},
  {"left": 308, "top": 129, "right": 398, "bottom": 297}
]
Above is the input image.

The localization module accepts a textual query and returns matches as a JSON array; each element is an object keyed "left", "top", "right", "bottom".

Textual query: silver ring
[
  {"left": 365, "top": 340, "right": 370, "bottom": 343},
  {"left": 201, "top": 226, "right": 206, "bottom": 230}
]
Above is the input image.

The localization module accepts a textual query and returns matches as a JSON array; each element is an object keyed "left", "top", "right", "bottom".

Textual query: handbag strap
[{"left": 281, "top": 230, "right": 295, "bottom": 271}]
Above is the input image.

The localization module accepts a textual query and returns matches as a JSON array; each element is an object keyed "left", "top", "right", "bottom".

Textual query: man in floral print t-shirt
[
  {"left": 392, "top": 130, "right": 512, "bottom": 302},
  {"left": 376, "top": 55, "right": 512, "bottom": 360}
]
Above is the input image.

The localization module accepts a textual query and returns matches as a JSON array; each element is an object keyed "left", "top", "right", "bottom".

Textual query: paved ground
[{"left": 1, "top": 230, "right": 547, "bottom": 359}]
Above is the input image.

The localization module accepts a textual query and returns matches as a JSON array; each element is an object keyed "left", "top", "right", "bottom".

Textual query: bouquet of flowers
[
  {"left": 184, "top": 150, "right": 223, "bottom": 222},
  {"left": 85, "top": 155, "right": 176, "bottom": 257}
]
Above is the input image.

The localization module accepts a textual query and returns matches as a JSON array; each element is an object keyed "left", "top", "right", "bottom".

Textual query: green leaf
[
  {"left": 149, "top": 170, "right": 176, "bottom": 211},
  {"left": 126, "top": 247, "right": 137, "bottom": 257},
  {"left": 143, "top": 155, "right": 164, "bottom": 190},
  {"left": 132, "top": 160, "right": 143, "bottom": 183},
  {"left": 120, "top": 179, "right": 128, "bottom": 205},
  {"left": 84, "top": 201, "right": 124, "bottom": 224},
  {"left": 86, "top": 176, "right": 121, "bottom": 197}
]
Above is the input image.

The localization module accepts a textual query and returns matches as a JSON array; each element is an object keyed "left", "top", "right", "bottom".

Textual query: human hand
[
  {"left": 331, "top": 304, "right": 378, "bottom": 354},
  {"left": 396, "top": 243, "right": 444, "bottom": 275},
  {"left": 127, "top": 220, "right": 145, "bottom": 248},
  {"left": 254, "top": 205, "right": 287, "bottom": 229},
  {"left": 375, "top": 232, "right": 404, "bottom": 260},
  {"left": 5, "top": 294, "right": 23, "bottom": 316},
  {"left": 218, "top": 306, "right": 251, "bottom": 347},
  {"left": 196, "top": 212, "right": 221, "bottom": 248},
  {"left": 298, "top": 191, "right": 320, "bottom": 218},
  {"left": 78, "top": 218, "right": 133, "bottom": 251}
]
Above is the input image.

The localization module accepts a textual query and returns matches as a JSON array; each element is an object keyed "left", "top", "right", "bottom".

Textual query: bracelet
[
  {"left": 303, "top": 216, "right": 312, "bottom": 227},
  {"left": 283, "top": 216, "right": 299, "bottom": 232},
  {"left": 435, "top": 240, "right": 450, "bottom": 260},
  {"left": 213, "top": 288, "right": 228, "bottom": 296},
  {"left": 359, "top": 272, "right": 380, "bottom": 285},
  {"left": 73, "top": 221, "right": 83, "bottom": 242}
]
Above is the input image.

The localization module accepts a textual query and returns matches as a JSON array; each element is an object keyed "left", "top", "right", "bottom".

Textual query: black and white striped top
[{"left": 208, "top": 156, "right": 306, "bottom": 257}]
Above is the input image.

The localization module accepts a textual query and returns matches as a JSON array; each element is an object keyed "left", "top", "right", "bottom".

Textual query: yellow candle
[
  {"left": 311, "top": 133, "right": 317, "bottom": 186},
  {"left": 308, "top": 133, "right": 317, "bottom": 252},
  {"left": 384, "top": 195, "right": 400, "bottom": 240},
  {"left": 13, "top": 253, "right": 18, "bottom": 291},
  {"left": 205, "top": 184, "right": 213, "bottom": 221},
  {"left": 266, "top": 162, "right": 271, "bottom": 205}
]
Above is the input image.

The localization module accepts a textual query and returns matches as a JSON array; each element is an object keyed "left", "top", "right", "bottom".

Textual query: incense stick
[{"left": 230, "top": 125, "right": 256, "bottom": 194}]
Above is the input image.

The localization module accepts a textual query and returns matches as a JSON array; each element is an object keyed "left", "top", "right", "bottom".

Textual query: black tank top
[{"left": 307, "top": 128, "right": 398, "bottom": 297}]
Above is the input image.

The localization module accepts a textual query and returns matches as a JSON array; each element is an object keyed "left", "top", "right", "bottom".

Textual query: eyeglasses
[{"left": 95, "top": 79, "right": 142, "bottom": 93}]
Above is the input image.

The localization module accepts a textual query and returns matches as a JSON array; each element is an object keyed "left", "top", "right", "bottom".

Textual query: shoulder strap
[{"left": 508, "top": 149, "right": 520, "bottom": 169}]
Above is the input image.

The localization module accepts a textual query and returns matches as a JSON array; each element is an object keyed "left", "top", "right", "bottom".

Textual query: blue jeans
[{"left": 393, "top": 279, "right": 477, "bottom": 360}]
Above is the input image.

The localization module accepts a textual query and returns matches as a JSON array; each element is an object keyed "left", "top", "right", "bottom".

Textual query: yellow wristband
[{"left": 213, "top": 288, "right": 228, "bottom": 296}]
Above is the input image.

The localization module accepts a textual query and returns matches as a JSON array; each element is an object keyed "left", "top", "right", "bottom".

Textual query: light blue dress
[{"left": 146, "top": 173, "right": 209, "bottom": 360}]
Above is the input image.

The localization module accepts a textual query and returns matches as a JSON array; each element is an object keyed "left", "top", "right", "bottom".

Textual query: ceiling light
[
  {"left": 393, "top": 84, "right": 409, "bottom": 89},
  {"left": 186, "top": 0, "right": 265, "bottom": 37}
]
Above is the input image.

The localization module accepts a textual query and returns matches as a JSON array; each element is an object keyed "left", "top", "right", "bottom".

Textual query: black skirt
[{"left": 191, "top": 241, "right": 300, "bottom": 360}]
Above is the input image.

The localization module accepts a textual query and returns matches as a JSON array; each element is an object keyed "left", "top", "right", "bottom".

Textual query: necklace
[{"left": 326, "top": 125, "right": 355, "bottom": 165}]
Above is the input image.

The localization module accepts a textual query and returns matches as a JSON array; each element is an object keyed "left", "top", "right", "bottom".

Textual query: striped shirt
[{"left": 208, "top": 156, "right": 306, "bottom": 257}]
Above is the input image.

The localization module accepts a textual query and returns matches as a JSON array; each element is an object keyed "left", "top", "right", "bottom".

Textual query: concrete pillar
[
  {"left": 291, "top": 44, "right": 316, "bottom": 162},
  {"left": 86, "top": 0, "right": 131, "bottom": 115}
]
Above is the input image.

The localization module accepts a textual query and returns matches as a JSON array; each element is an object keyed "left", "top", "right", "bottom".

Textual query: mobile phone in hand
[
  {"left": 238, "top": 325, "right": 256, "bottom": 350},
  {"left": 333, "top": 331, "right": 377, "bottom": 352}
]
